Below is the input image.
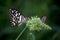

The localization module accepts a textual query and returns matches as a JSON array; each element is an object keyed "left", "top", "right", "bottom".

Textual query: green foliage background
[{"left": 0, "top": 0, "right": 60, "bottom": 40}]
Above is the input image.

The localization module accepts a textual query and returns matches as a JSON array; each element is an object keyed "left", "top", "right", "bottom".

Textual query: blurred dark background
[{"left": 0, "top": 0, "right": 60, "bottom": 40}]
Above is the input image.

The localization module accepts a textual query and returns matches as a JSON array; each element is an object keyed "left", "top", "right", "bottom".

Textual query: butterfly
[
  {"left": 9, "top": 8, "right": 27, "bottom": 26},
  {"left": 9, "top": 8, "right": 46, "bottom": 27}
]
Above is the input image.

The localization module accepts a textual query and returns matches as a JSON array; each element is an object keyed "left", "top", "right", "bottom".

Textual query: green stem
[
  {"left": 30, "top": 32, "right": 35, "bottom": 40},
  {"left": 16, "top": 26, "right": 27, "bottom": 40}
]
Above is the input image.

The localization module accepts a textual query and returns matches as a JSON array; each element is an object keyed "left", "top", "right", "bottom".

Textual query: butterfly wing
[
  {"left": 40, "top": 16, "right": 46, "bottom": 23},
  {"left": 9, "top": 8, "right": 27, "bottom": 26}
]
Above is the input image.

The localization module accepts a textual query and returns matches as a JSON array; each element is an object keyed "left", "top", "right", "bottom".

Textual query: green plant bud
[{"left": 26, "top": 16, "right": 52, "bottom": 31}]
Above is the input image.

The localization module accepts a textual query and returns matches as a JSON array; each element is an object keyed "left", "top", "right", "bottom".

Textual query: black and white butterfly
[
  {"left": 9, "top": 8, "right": 27, "bottom": 26},
  {"left": 9, "top": 8, "right": 46, "bottom": 26}
]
